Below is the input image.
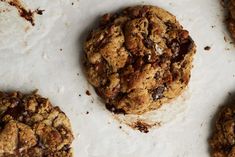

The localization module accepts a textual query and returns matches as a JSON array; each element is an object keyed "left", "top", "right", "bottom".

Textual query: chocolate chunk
[
  {"left": 143, "top": 37, "right": 155, "bottom": 49},
  {"left": 170, "top": 40, "right": 180, "bottom": 56},
  {"left": 152, "top": 86, "right": 165, "bottom": 100}
]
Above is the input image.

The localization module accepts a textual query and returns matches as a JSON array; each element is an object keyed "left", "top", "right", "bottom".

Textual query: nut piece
[
  {"left": 0, "top": 91, "right": 74, "bottom": 157},
  {"left": 84, "top": 5, "right": 196, "bottom": 114}
]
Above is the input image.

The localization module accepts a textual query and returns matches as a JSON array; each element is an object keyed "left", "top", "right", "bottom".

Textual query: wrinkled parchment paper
[{"left": 1, "top": 0, "right": 235, "bottom": 156}]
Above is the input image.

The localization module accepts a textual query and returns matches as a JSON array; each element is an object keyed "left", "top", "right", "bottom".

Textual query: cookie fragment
[
  {"left": 0, "top": 91, "right": 74, "bottom": 157},
  {"left": 84, "top": 5, "right": 196, "bottom": 114},
  {"left": 210, "top": 105, "right": 235, "bottom": 157}
]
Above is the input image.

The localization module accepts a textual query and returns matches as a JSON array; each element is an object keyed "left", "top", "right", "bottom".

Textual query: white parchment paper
[{"left": 1, "top": 0, "right": 235, "bottom": 156}]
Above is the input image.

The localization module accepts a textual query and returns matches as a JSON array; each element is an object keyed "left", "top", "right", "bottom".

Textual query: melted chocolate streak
[{"left": 0, "top": 0, "right": 44, "bottom": 26}]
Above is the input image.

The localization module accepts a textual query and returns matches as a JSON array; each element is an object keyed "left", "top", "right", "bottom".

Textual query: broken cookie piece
[
  {"left": 0, "top": 91, "right": 74, "bottom": 157},
  {"left": 84, "top": 5, "right": 196, "bottom": 114}
]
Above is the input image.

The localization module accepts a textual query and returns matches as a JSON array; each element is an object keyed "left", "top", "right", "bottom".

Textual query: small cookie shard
[
  {"left": 210, "top": 105, "right": 235, "bottom": 157},
  {"left": 0, "top": 91, "right": 74, "bottom": 157},
  {"left": 228, "top": 0, "right": 235, "bottom": 39},
  {"left": 84, "top": 5, "right": 196, "bottom": 115}
]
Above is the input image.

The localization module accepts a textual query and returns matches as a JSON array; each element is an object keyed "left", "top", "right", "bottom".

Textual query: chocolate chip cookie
[
  {"left": 228, "top": 0, "right": 235, "bottom": 39},
  {"left": 210, "top": 105, "right": 235, "bottom": 157},
  {"left": 0, "top": 91, "right": 74, "bottom": 157},
  {"left": 84, "top": 5, "right": 196, "bottom": 114}
]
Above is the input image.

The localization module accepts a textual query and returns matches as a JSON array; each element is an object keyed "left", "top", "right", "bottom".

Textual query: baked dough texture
[
  {"left": 210, "top": 105, "right": 235, "bottom": 157},
  {"left": 84, "top": 5, "right": 196, "bottom": 114},
  {"left": 228, "top": 0, "right": 235, "bottom": 39},
  {"left": 0, "top": 91, "right": 74, "bottom": 157}
]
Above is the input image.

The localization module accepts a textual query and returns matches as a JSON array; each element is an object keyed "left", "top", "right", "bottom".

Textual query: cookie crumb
[
  {"left": 119, "top": 126, "right": 122, "bottom": 129},
  {"left": 131, "top": 121, "right": 150, "bottom": 133},
  {"left": 79, "top": 94, "right": 81, "bottom": 97},
  {"left": 71, "top": 2, "right": 74, "bottom": 5},
  {"left": 1, "top": 0, "right": 44, "bottom": 26},
  {"left": 86, "top": 90, "right": 91, "bottom": 96},
  {"left": 204, "top": 46, "right": 211, "bottom": 51},
  {"left": 35, "top": 9, "right": 45, "bottom": 15},
  {"left": 86, "top": 111, "right": 89, "bottom": 114},
  {"left": 60, "top": 48, "right": 63, "bottom": 51}
]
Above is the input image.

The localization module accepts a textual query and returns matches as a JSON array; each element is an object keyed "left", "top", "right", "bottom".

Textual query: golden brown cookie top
[
  {"left": 210, "top": 105, "right": 235, "bottom": 157},
  {"left": 0, "top": 91, "right": 74, "bottom": 157},
  {"left": 84, "top": 5, "right": 196, "bottom": 114}
]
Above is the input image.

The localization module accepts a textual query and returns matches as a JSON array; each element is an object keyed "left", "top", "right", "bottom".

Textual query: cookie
[
  {"left": 228, "top": 0, "right": 235, "bottom": 39},
  {"left": 0, "top": 91, "right": 74, "bottom": 157},
  {"left": 84, "top": 5, "right": 196, "bottom": 114},
  {"left": 210, "top": 105, "right": 235, "bottom": 157}
]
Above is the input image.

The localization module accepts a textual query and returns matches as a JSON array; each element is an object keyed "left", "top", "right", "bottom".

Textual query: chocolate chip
[
  {"left": 152, "top": 86, "right": 165, "bottom": 100},
  {"left": 170, "top": 40, "right": 180, "bottom": 56},
  {"left": 133, "top": 58, "right": 144, "bottom": 70},
  {"left": 143, "top": 37, "right": 155, "bottom": 49},
  {"left": 154, "top": 72, "right": 160, "bottom": 79},
  {"left": 143, "top": 54, "right": 152, "bottom": 63},
  {"left": 172, "top": 38, "right": 194, "bottom": 62}
]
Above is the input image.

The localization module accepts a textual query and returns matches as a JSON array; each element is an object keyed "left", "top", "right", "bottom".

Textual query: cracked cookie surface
[
  {"left": 210, "top": 105, "right": 235, "bottom": 157},
  {"left": 84, "top": 5, "right": 196, "bottom": 114},
  {"left": 0, "top": 91, "right": 74, "bottom": 157},
  {"left": 228, "top": 0, "right": 235, "bottom": 39}
]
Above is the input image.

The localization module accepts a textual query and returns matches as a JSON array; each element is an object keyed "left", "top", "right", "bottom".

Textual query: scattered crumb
[
  {"left": 35, "top": 9, "right": 45, "bottom": 15},
  {"left": 131, "top": 121, "right": 151, "bottom": 133},
  {"left": 86, "top": 111, "right": 89, "bottom": 114},
  {"left": 60, "top": 48, "right": 63, "bottom": 51},
  {"left": 127, "top": 120, "right": 161, "bottom": 133},
  {"left": 204, "top": 46, "right": 211, "bottom": 51},
  {"left": 71, "top": 2, "right": 74, "bottom": 5},
  {"left": 77, "top": 73, "right": 79, "bottom": 76},
  {"left": 225, "top": 48, "right": 230, "bottom": 51},
  {"left": 1, "top": 0, "right": 44, "bottom": 26},
  {"left": 0, "top": 8, "right": 10, "bottom": 13},
  {"left": 119, "top": 126, "right": 122, "bottom": 129},
  {"left": 79, "top": 94, "right": 81, "bottom": 97},
  {"left": 211, "top": 25, "right": 216, "bottom": 28},
  {"left": 86, "top": 90, "right": 91, "bottom": 96}
]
